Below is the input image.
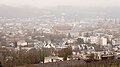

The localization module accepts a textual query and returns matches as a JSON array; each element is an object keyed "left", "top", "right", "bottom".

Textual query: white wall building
[
  {"left": 90, "top": 36, "right": 107, "bottom": 46},
  {"left": 82, "top": 37, "right": 90, "bottom": 43},
  {"left": 101, "top": 37, "right": 107, "bottom": 46},
  {"left": 112, "top": 38, "right": 120, "bottom": 45},
  {"left": 90, "top": 36, "right": 101, "bottom": 44},
  {"left": 17, "top": 40, "right": 27, "bottom": 46}
]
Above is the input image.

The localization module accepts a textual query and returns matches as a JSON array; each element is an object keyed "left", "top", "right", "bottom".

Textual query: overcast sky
[{"left": 0, "top": 0, "right": 120, "bottom": 8}]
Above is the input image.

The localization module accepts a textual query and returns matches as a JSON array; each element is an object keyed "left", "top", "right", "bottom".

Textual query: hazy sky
[{"left": 0, "top": 0, "right": 120, "bottom": 8}]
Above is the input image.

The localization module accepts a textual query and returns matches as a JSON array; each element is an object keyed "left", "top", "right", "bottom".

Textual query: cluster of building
[{"left": 0, "top": 17, "right": 120, "bottom": 64}]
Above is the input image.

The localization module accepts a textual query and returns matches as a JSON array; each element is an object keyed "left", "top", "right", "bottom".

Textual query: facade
[
  {"left": 90, "top": 36, "right": 101, "bottom": 45},
  {"left": 17, "top": 40, "right": 28, "bottom": 46},
  {"left": 112, "top": 38, "right": 120, "bottom": 45},
  {"left": 90, "top": 36, "right": 107, "bottom": 46},
  {"left": 101, "top": 37, "right": 107, "bottom": 46},
  {"left": 82, "top": 37, "right": 91, "bottom": 44}
]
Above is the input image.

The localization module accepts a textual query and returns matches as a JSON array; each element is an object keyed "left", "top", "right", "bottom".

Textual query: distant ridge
[{"left": 0, "top": 5, "right": 120, "bottom": 18}]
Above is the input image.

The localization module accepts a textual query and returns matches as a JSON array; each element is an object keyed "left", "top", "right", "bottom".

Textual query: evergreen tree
[{"left": 67, "top": 33, "right": 72, "bottom": 39}]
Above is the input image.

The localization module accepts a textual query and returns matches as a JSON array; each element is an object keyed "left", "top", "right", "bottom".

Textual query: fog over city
[
  {"left": 0, "top": 0, "right": 120, "bottom": 67},
  {"left": 0, "top": 0, "right": 120, "bottom": 8},
  {"left": 0, "top": 0, "right": 120, "bottom": 18}
]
